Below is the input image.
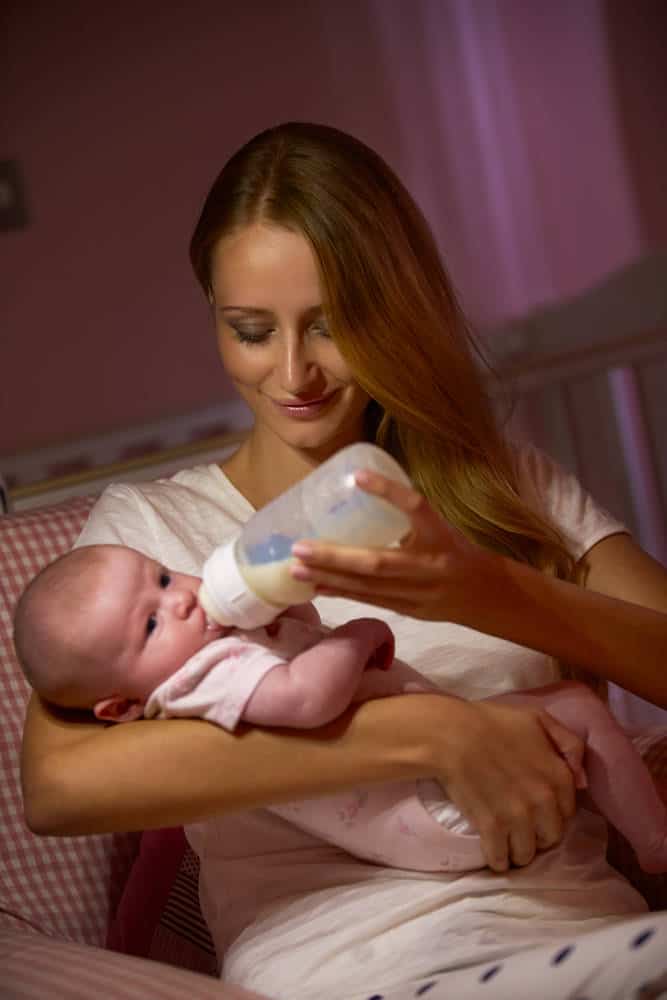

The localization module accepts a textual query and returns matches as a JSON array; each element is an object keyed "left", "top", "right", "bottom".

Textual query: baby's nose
[{"left": 170, "top": 586, "right": 196, "bottom": 617}]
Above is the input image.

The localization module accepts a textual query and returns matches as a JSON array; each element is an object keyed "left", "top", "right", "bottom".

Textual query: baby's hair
[{"left": 13, "top": 545, "right": 111, "bottom": 707}]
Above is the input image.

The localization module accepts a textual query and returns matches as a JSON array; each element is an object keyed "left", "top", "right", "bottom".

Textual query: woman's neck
[
  {"left": 221, "top": 434, "right": 325, "bottom": 510},
  {"left": 222, "top": 415, "right": 369, "bottom": 508}
]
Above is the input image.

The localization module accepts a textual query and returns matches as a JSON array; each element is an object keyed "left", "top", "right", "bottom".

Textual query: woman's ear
[{"left": 94, "top": 696, "right": 145, "bottom": 723}]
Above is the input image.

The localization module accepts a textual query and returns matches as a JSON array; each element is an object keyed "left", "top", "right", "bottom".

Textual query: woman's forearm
[
  {"left": 22, "top": 687, "right": 581, "bottom": 871},
  {"left": 469, "top": 551, "right": 667, "bottom": 707},
  {"left": 21, "top": 691, "right": 442, "bottom": 836}
]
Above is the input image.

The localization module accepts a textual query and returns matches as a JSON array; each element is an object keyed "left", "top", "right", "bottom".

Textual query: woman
[{"left": 21, "top": 123, "right": 667, "bottom": 999}]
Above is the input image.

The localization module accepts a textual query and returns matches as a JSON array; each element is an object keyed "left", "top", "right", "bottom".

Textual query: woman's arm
[
  {"left": 289, "top": 473, "right": 667, "bottom": 707},
  {"left": 21, "top": 685, "right": 579, "bottom": 872},
  {"left": 470, "top": 533, "right": 667, "bottom": 705}
]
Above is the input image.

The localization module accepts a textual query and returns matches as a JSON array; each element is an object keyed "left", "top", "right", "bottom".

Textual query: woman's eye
[
  {"left": 310, "top": 320, "right": 331, "bottom": 338},
  {"left": 160, "top": 572, "right": 171, "bottom": 588},
  {"left": 146, "top": 614, "right": 157, "bottom": 637},
  {"left": 232, "top": 327, "right": 272, "bottom": 345}
]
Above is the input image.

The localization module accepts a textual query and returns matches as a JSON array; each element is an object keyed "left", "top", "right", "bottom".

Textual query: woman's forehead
[{"left": 211, "top": 224, "right": 320, "bottom": 295}]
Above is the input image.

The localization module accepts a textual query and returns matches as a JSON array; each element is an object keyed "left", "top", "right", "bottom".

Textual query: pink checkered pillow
[{"left": 0, "top": 496, "right": 140, "bottom": 944}]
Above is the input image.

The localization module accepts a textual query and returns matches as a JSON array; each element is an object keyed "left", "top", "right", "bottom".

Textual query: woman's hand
[
  {"left": 290, "top": 469, "right": 492, "bottom": 624},
  {"left": 418, "top": 693, "right": 581, "bottom": 871},
  {"left": 291, "top": 471, "right": 667, "bottom": 708}
]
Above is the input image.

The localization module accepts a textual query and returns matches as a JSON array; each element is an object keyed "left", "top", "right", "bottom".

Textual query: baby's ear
[{"left": 94, "top": 696, "right": 144, "bottom": 723}]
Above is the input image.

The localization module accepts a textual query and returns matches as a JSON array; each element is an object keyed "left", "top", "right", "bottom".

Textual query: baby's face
[{"left": 91, "top": 547, "right": 225, "bottom": 701}]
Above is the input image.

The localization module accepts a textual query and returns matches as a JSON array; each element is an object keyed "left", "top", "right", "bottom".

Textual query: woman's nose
[{"left": 278, "top": 335, "right": 317, "bottom": 394}]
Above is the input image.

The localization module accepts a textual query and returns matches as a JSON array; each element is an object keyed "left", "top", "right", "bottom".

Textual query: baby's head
[{"left": 13, "top": 544, "right": 225, "bottom": 722}]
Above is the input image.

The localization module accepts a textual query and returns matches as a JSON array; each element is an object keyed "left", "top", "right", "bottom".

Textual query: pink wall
[
  {"left": 2, "top": 2, "right": 403, "bottom": 454},
  {"left": 604, "top": 0, "right": 667, "bottom": 247},
  {"left": 3, "top": 1, "right": 666, "bottom": 458}
]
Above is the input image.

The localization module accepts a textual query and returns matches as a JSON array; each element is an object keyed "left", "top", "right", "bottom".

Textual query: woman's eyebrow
[
  {"left": 219, "top": 305, "right": 324, "bottom": 318},
  {"left": 219, "top": 306, "right": 273, "bottom": 317}
]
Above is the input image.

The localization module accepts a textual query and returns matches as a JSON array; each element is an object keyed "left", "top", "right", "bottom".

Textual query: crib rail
[{"left": 488, "top": 325, "right": 667, "bottom": 567}]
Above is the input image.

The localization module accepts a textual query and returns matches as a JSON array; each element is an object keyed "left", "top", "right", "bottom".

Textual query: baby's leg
[
  {"left": 495, "top": 681, "right": 667, "bottom": 873},
  {"left": 273, "top": 779, "right": 487, "bottom": 872}
]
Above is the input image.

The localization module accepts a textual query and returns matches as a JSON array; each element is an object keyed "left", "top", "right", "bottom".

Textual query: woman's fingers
[
  {"left": 508, "top": 815, "right": 538, "bottom": 869},
  {"left": 290, "top": 470, "right": 494, "bottom": 622},
  {"left": 533, "top": 801, "right": 565, "bottom": 852},
  {"left": 472, "top": 812, "right": 512, "bottom": 873},
  {"left": 289, "top": 543, "right": 443, "bottom": 615},
  {"left": 436, "top": 700, "right": 578, "bottom": 872},
  {"left": 538, "top": 710, "right": 588, "bottom": 793},
  {"left": 354, "top": 469, "right": 428, "bottom": 517},
  {"left": 355, "top": 470, "right": 448, "bottom": 541},
  {"left": 292, "top": 541, "right": 415, "bottom": 580}
]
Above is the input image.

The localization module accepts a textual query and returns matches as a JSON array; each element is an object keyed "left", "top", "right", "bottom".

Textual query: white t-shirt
[{"left": 76, "top": 444, "right": 644, "bottom": 1000}]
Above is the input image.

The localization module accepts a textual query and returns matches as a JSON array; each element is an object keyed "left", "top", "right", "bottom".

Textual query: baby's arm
[
  {"left": 243, "top": 618, "right": 395, "bottom": 728},
  {"left": 269, "top": 602, "right": 322, "bottom": 630},
  {"left": 284, "top": 602, "right": 322, "bottom": 626}
]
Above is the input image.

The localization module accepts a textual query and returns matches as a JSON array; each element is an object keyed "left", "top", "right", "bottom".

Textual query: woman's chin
[{"left": 258, "top": 409, "right": 364, "bottom": 457}]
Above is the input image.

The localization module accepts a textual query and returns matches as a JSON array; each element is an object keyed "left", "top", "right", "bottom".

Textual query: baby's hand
[
  {"left": 345, "top": 618, "right": 395, "bottom": 671},
  {"left": 365, "top": 642, "right": 394, "bottom": 671}
]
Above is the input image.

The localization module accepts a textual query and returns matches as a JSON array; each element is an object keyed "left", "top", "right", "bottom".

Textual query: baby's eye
[
  {"left": 146, "top": 613, "right": 157, "bottom": 637},
  {"left": 160, "top": 572, "right": 171, "bottom": 588}
]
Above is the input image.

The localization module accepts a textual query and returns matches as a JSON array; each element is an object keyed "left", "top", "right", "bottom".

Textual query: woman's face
[{"left": 209, "top": 223, "right": 370, "bottom": 458}]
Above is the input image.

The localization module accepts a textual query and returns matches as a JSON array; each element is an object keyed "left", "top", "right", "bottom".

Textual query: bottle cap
[{"left": 199, "top": 539, "right": 284, "bottom": 630}]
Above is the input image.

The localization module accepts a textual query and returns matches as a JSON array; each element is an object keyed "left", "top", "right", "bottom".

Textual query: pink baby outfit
[
  {"left": 143, "top": 614, "right": 410, "bottom": 730},
  {"left": 143, "top": 612, "right": 483, "bottom": 871}
]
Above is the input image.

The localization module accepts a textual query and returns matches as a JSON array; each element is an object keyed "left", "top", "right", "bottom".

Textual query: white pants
[{"left": 350, "top": 913, "right": 667, "bottom": 1000}]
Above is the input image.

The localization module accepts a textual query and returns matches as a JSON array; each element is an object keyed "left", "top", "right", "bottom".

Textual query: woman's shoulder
[
  {"left": 75, "top": 463, "right": 253, "bottom": 571},
  {"left": 511, "top": 440, "right": 628, "bottom": 560}
]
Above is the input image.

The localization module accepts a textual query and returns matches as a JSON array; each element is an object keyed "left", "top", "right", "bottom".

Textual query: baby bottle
[{"left": 198, "top": 442, "right": 412, "bottom": 629}]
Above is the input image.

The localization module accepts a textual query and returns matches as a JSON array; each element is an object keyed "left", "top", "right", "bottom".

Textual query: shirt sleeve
[
  {"left": 75, "top": 484, "right": 159, "bottom": 555},
  {"left": 514, "top": 442, "right": 629, "bottom": 561}
]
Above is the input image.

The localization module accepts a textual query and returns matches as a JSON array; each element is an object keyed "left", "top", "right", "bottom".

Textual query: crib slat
[{"left": 608, "top": 365, "right": 667, "bottom": 564}]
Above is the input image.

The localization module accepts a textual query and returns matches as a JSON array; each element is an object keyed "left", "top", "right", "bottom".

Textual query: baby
[{"left": 14, "top": 543, "right": 667, "bottom": 874}]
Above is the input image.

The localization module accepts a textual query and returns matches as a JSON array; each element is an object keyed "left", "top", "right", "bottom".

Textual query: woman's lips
[{"left": 270, "top": 391, "right": 339, "bottom": 420}]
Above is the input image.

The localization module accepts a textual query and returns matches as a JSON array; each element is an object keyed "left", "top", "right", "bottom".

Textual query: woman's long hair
[{"left": 190, "top": 122, "right": 576, "bottom": 583}]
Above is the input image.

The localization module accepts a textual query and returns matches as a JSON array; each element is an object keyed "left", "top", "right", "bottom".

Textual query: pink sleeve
[{"left": 144, "top": 637, "right": 287, "bottom": 731}]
